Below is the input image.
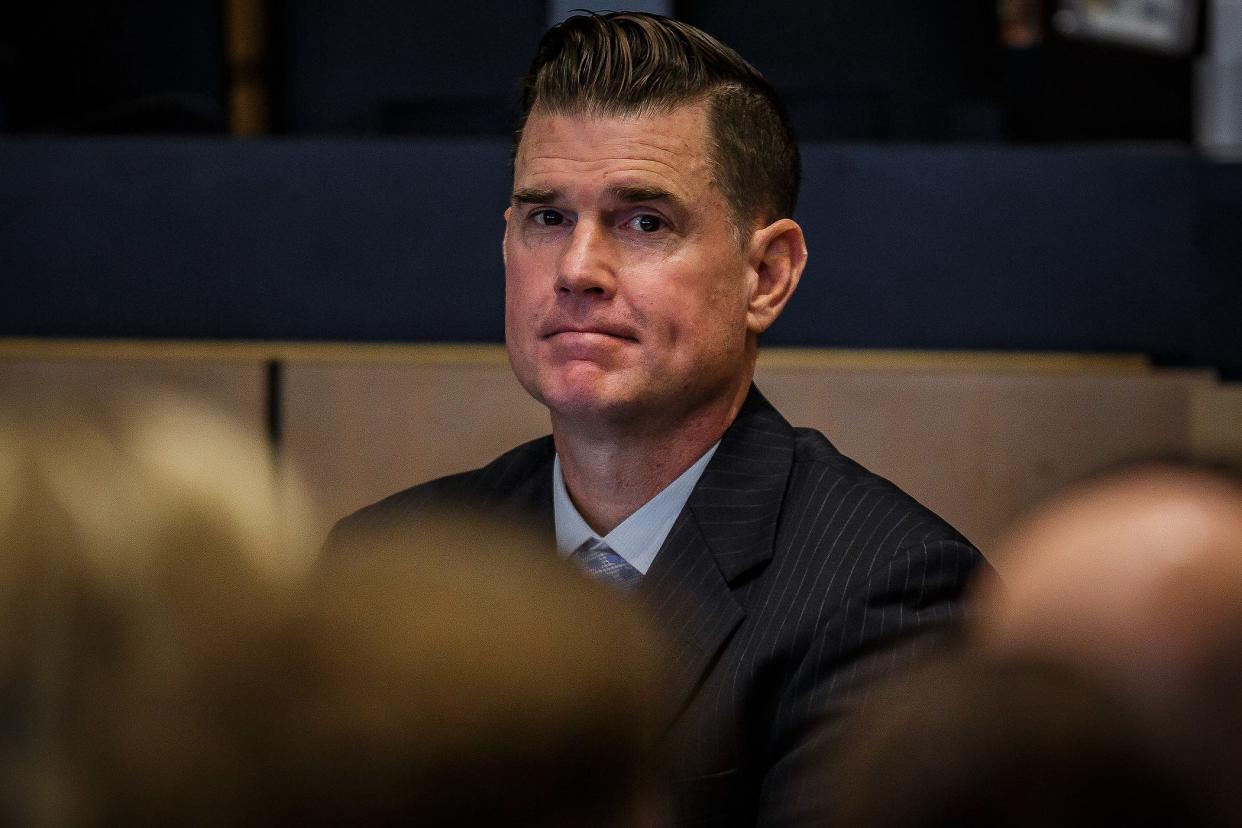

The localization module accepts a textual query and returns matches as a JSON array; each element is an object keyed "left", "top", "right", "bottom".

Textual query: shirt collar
[{"left": 553, "top": 442, "right": 719, "bottom": 575}]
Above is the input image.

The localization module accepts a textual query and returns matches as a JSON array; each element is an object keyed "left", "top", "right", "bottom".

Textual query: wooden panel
[
  {"left": 286, "top": 354, "right": 1208, "bottom": 560},
  {"left": 282, "top": 361, "right": 548, "bottom": 540},
  {"left": 0, "top": 356, "right": 267, "bottom": 432},
  {"left": 7, "top": 342, "right": 1227, "bottom": 569},
  {"left": 0, "top": 338, "right": 1148, "bottom": 372},
  {"left": 756, "top": 367, "right": 1212, "bottom": 560},
  {"left": 1191, "top": 382, "right": 1242, "bottom": 467}
]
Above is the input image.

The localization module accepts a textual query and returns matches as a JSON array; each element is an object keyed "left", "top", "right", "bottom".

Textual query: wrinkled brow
[
  {"left": 511, "top": 187, "right": 556, "bottom": 206},
  {"left": 510, "top": 184, "right": 689, "bottom": 211},
  {"left": 612, "top": 184, "right": 677, "bottom": 204},
  {"left": 613, "top": 186, "right": 692, "bottom": 217}
]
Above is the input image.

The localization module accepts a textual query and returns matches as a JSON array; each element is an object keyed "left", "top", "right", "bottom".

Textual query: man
[{"left": 329, "top": 12, "right": 983, "bottom": 826}]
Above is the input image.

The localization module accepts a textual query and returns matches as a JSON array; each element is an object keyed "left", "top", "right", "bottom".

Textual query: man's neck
[{"left": 551, "top": 382, "right": 750, "bottom": 535}]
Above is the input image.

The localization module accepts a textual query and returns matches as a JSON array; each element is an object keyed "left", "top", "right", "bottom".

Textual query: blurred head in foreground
[
  {"left": 305, "top": 520, "right": 672, "bottom": 827},
  {"left": 828, "top": 650, "right": 1223, "bottom": 827},
  {"left": 974, "top": 462, "right": 1242, "bottom": 694},
  {"left": 0, "top": 393, "right": 668, "bottom": 826},
  {"left": 971, "top": 461, "right": 1242, "bottom": 823},
  {"left": 0, "top": 392, "right": 316, "bottom": 826},
  {"left": 825, "top": 462, "right": 1242, "bottom": 827}
]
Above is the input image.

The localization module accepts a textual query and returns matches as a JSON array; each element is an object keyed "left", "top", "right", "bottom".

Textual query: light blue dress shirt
[{"left": 552, "top": 442, "right": 720, "bottom": 575}]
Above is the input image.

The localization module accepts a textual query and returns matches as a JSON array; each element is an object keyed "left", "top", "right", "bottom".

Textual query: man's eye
[
  {"left": 532, "top": 209, "right": 564, "bottom": 226},
  {"left": 631, "top": 214, "right": 663, "bottom": 233}
]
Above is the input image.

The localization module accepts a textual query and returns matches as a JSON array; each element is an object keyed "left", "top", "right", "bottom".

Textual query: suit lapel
[
  {"left": 474, "top": 436, "right": 557, "bottom": 544},
  {"left": 638, "top": 387, "right": 795, "bottom": 728}
]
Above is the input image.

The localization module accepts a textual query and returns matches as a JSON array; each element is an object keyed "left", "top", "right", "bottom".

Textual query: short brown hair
[{"left": 516, "top": 12, "right": 800, "bottom": 234}]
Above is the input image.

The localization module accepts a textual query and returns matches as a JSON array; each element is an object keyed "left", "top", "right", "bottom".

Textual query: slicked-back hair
[{"left": 515, "top": 12, "right": 800, "bottom": 237}]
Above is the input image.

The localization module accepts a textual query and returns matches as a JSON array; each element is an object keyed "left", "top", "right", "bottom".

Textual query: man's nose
[{"left": 554, "top": 221, "right": 616, "bottom": 297}]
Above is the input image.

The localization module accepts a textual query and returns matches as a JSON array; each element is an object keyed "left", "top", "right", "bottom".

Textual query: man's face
[{"left": 503, "top": 103, "right": 756, "bottom": 427}]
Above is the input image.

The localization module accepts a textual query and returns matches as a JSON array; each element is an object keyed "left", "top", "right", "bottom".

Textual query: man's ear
[
  {"left": 745, "top": 218, "right": 807, "bottom": 335},
  {"left": 502, "top": 206, "right": 512, "bottom": 265}
]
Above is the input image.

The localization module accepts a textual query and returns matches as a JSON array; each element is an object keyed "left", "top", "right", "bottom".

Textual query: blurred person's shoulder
[{"left": 324, "top": 434, "right": 555, "bottom": 555}]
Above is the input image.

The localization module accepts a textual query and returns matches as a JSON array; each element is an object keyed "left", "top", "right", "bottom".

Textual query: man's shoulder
[
  {"left": 784, "top": 424, "right": 974, "bottom": 550},
  {"left": 325, "top": 435, "right": 556, "bottom": 551},
  {"left": 716, "top": 388, "right": 976, "bottom": 560}
]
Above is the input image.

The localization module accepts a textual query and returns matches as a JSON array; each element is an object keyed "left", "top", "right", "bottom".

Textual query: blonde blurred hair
[
  {"left": 0, "top": 390, "right": 668, "bottom": 826},
  {"left": 0, "top": 390, "right": 317, "bottom": 825}
]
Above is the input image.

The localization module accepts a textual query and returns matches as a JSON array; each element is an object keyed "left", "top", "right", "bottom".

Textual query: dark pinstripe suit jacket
[{"left": 328, "top": 386, "right": 984, "bottom": 826}]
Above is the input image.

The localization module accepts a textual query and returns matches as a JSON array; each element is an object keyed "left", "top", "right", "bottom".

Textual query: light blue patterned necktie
[{"left": 571, "top": 538, "right": 642, "bottom": 593}]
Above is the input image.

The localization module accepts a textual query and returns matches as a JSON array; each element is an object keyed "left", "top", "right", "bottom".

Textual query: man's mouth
[{"left": 544, "top": 325, "right": 638, "bottom": 342}]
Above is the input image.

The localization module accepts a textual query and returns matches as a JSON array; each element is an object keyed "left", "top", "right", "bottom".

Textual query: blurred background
[{"left": 2, "top": 1, "right": 1240, "bottom": 555}]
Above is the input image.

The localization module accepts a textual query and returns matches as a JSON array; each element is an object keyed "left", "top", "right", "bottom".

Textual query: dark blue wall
[
  {"left": 2, "top": 139, "right": 1238, "bottom": 375},
  {"left": 275, "top": 1, "right": 545, "bottom": 133},
  {"left": 790, "top": 146, "right": 1200, "bottom": 354}
]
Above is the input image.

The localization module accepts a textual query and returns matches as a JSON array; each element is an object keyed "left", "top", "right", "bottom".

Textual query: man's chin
[
  {"left": 533, "top": 376, "right": 645, "bottom": 424},
  {"left": 543, "top": 388, "right": 633, "bottom": 421}
]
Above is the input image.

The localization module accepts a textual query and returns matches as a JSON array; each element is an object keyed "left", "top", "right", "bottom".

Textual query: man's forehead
[
  {"left": 512, "top": 104, "right": 714, "bottom": 200},
  {"left": 515, "top": 104, "right": 710, "bottom": 167}
]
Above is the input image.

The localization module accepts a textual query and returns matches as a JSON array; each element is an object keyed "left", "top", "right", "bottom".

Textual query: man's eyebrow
[
  {"left": 612, "top": 185, "right": 682, "bottom": 207},
  {"left": 511, "top": 187, "right": 556, "bottom": 206},
  {"left": 510, "top": 184, "right": 688, "bottom": 210}
]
